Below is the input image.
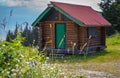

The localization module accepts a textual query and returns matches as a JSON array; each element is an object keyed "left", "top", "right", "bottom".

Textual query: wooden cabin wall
[
  {"left": 78, "top": 27, "right": 88, "bottom": 49},
  {"left": 88, "top": 27, "right": 101, "bottom": 46},
  {"left": 38, "top": 21, "right": 79, "bottom": 49},
  {"left": 88, "top": 27, "right": 106, "bottom": 46},
  {"left": 78, "top": 26, "right": 105, "bottom": 49},
  {"left": 38, "top": 21, "right": 54, "bottom": 48},
  {"left": 66, "top": 22, "right": 79, "bottom": 49},
  {"left": 38, "top": 21, "right": 106, "bottom": 50}
]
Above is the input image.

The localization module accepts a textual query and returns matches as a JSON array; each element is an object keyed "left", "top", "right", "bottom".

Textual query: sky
[{"left": 0, "top": 0, "right": 101, "bottom": 40}]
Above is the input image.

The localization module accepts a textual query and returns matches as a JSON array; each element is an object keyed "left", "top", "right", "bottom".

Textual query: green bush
[
  {"left": 0, "top": 32, "right": 58, "bottom": 78},
  {"left": 107, "top": 33, "right": 120, "bottom": 45}
]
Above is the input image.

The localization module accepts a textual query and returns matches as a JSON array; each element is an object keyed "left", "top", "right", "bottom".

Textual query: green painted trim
[
  {"left": 32, "top": 7, "right": 51, "bottom": 26},
  {"left": 54, "top": 6, "right": 84, "bottom": 26}
]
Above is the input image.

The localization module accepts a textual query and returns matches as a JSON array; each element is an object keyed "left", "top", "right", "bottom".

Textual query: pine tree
[
  {"left": 22, "top": 25, "right": 29, "bottom": 46},
  {"left": 14, "top": 23, "right": 19, "bottom": 38},
  {"left": 6, "top": 30, "right": 14, "bottom": 42},
  {"left": 100, "top": 0, "right": 120, "bottom": 35},
  {"left": 6, "top": 22, "right": 39, "bottom": 47},
  {"left": 32, "top": 27, "right": 38, "bottom": 46}
]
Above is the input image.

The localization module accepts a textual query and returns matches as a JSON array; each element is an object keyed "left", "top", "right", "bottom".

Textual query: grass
[
  {"left": 53, "top": 48, "right": 120, "bottom": 63},
  {"left": 53, "top": 33, "right": 120, "bottom": 63},
  {"left": 52, "top": 33, "right": 120, "bottom": 77}
]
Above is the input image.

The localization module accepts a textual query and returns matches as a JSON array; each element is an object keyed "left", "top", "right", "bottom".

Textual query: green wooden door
[{"left": 55, "top": 23, "right": 66, "bottom": 49}]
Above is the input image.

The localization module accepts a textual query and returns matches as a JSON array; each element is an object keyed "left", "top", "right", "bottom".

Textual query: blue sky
[{"left": 0, "top": 0, "right": 101, "bottom": 40}]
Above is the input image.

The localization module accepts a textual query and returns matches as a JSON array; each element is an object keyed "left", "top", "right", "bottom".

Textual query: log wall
[
  {"left": 38, "top": 21, "right": 79, "bottom": 49},
  {"left": 38, "top": 21, "right": 106, "bottom": 50},
  {"left": 77, "top": 26, "right": 105, "bottom": 49},
  {"left": 66, "top": 22, "right": 79, "bottom": 49}
]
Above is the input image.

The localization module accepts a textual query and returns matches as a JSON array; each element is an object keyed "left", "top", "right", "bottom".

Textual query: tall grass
[
  {"left": 106, "top": 33, "right": 120, "bottom": 46},
  {"left": 53, "top": 33, "right": 120, "bottom": 63},
  {"left": 0, "top": 32, "right": 60, "bottom": 78}
]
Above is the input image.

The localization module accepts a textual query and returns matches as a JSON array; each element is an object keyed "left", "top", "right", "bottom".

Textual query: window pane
[{"left": 88, "top": 27, "right": 97, "bottom": 37}]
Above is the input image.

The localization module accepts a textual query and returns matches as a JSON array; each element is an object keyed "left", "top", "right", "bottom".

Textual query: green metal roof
[{"left": 32, "top": 6, "right": 84, "bottom": 26}]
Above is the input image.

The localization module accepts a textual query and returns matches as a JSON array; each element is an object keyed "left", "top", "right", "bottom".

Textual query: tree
[
  {"left": 14, "top": 23, "right": 19, "bottom": 38},
  {"left": 32, "top": 27, "right": 39, "bottom": 46},
  {"left": 100, "top": 0, "right": 120, "bottom": 35},
  {"left": 6, "top": 23, "right": 39, "bottom": 47},
  {"left": 22, "top": 25, "right": 31, "bottom": 46},
  {"left": 6, "top": 30, "right": 14, "bottom": 42}
]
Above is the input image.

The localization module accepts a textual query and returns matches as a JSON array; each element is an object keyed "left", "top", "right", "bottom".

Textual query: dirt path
[{"left": 56, "top": 61, "right": 120, "bottom": 78}]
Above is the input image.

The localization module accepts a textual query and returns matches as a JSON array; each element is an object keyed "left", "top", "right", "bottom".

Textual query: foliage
[
  {"left": 0, "top": 32, "right": 58, "bottom": 78},
  {"left": 6, "top": 30, "right": 14, "bottom": 42},
  {"left": 106, "top": 32, "right": 120, "bottom": 45},
  {"left": 22, "top": 25, "right": 33, "bottom": 46},
  {"left": 21, "top": 26, "right": 39, "bottom": 46},
  {"left": 100, "top": 0, "right": 120, "bottom": 35},
  {"left": 6, "top": 23, "right": 39, "bottom": 46},
  {"left": 23, "top": 63, "right": 58, "bottom": 78}
]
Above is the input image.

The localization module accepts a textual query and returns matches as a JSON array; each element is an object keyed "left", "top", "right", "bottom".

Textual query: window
[{"left": 88, "top": 27, "right": 97, "bottom": 37}]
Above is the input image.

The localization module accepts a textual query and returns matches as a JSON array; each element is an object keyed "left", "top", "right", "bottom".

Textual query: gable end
[
  {"left": 32, "top": 7, "right": 51, "bottom": 26},
  {"left": 32, "top": 6, "right": 85, "bottom": 26}
]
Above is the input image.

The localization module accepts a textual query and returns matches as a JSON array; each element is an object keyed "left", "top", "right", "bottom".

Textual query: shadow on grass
[{"left": 52, "top": 50, "right": 110, "bottom": 63}]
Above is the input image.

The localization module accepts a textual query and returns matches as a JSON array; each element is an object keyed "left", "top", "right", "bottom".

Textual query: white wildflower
[
  {"left": 51, "top": 67, "right": 54, "bottom": 70},
  {"left": 17, "top": 59, "right": 20, "bottom": 62},
  {"left": 7, "top": 71, "right": 10, "bottom": 74},
  {"left": 7, "top": 63, "right": 10, "bottom": 65},
  {"left": 15, "top": 64, "right": 19, "bottom": 67},
  {"left": 33, "top": 40, "right": 35, "bottom": 42},
  {"left": 46, "top": 57, "right": 49, "bottom": 60},
  {"left": 26, "top": 62, "right": 30, "bottom": 65},
  {"left": 2, "top": 71, "right": 4, "bottom": 74},
  {"left": 11, "top": 69, "right": 15, "bottom": 72},
  {"left": 12, "top": 73, "right": 16, "bottom": 76},
  {"left": 29, "top": 58, "right": 32, "bottom": 60},
  {"left": 2, "top": 44, "right": 5, "bottom": 46},
  {"left": 20, "top": 54, "right": 24, "bottom": 58}
]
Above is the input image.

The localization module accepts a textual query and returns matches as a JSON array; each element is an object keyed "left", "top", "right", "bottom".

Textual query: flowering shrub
[{"left": 0, "top": 32, "right": 58, "bottom": 78}]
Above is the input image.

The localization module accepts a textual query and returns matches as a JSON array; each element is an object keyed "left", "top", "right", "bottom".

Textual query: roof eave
[{"left": 85, "top": 24, "right": 111, "bottom": 27}]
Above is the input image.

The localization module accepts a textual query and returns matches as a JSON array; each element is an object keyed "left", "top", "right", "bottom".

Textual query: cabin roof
[{"left": 32, "top": 2, "right": 111, "bottom": 26}]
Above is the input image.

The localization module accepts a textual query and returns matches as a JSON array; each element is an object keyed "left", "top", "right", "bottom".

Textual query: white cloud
[
  {"left": 0, "top": 0, "right": 28, "bottom": 6},
  {"left": 0, "top": 0, "right": 49, "bottom": 11},
  {"left": 0, "top": 0, "right": 101, "bottom": 11},
  {"left": 1, "top": 0, "right": 43, "bottom": 7}
]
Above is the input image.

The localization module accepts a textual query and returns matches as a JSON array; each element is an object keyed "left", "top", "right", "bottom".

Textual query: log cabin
[{"left": 32, "top": 2, "right": 111, "bottom": 54}]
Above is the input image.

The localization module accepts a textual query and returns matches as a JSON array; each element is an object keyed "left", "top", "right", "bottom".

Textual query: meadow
[
  {"left": 53, "top": 33, "right": 120, "bottom": 78},
  {"left": 0, "top": 33, "right": 120, "bottom": 78}
]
